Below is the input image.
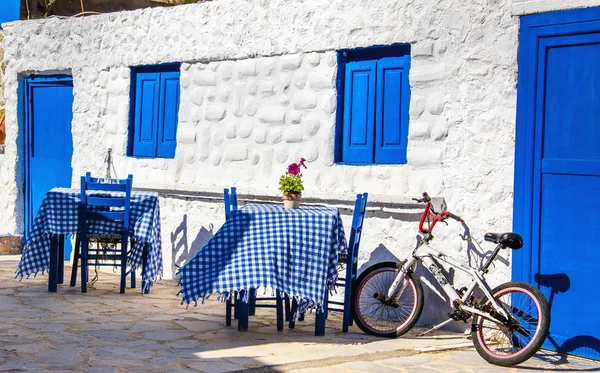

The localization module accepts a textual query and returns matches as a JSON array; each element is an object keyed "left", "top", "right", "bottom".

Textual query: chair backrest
[
  {"left": 80, "top": 172, "right": 133, "bottom": 233},
  {"left": 223, "top": 187, "right": 238, "bottom": 220},
  {"left": 347, "top": 193, "right": 368, "bottom": 277}
]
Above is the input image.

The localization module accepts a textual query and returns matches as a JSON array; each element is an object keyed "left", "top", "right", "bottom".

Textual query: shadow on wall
[{"left": 171, "top": 214, "right": 214, "bottom": 276}]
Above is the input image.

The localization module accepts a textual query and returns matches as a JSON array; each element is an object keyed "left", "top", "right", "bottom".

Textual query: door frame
[
  {"left": 23, "top": 74, "right": 74, "bottom": 239},
  {"left": 513, "top": 6, "right": 600, "bottom": 283}
]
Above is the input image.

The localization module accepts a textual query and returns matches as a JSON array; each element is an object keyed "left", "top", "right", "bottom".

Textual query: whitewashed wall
[{"left": 0, "top": 0, "right": 593, "bottom": 327}]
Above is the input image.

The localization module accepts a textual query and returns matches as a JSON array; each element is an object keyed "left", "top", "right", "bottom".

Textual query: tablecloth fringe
[{"left": 14, "top": 268, "right": 47, "bottom": 281}]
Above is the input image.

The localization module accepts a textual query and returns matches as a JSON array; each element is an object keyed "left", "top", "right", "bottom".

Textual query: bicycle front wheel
[
  {"left": 472, "top": 281, "right": 550, "bottom": 367},
  {"left": 352, "top": 261, "right": 424, "bottom": 338}
]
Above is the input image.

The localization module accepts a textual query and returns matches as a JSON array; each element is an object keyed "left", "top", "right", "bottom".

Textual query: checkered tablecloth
[
  {"left": 176, "top": 203, "right": 347, "bottom": 312},
  {"left": 16, "top": 188, "right": 163, "bottom": 289}
]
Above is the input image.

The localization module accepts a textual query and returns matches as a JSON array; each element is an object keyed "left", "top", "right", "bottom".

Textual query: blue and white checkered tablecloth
[
  {"left": 176, "top": 203, "right": 347, "bottom": 312},
  {"left": 16, "top": 188, "right": 163, "bottom": 289}
]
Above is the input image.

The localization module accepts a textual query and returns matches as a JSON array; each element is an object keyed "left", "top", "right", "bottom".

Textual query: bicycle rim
[
  {"left": 475, "top": 286, "right": 544, "bottom": 360},
  {"left": 355, "top": 267, "right": 419, "bottom": 335}
]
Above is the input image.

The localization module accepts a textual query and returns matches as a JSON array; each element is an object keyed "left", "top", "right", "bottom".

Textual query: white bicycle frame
[{"left": 387, "top": 237, "right": 510, "bottom": 333}]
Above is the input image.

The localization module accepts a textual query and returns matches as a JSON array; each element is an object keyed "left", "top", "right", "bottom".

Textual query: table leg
[
  {"left": 48, "top": 234, "right": 59, "bottom": 292},
  {"left": 58, "top": 234, "right": 65, "bottom": 285},
  {"left": 237, "top": 290, "right": 249, "bottom": 332},
  {"left": 141, "top": 243, "right": 150, "bottom": 294}
]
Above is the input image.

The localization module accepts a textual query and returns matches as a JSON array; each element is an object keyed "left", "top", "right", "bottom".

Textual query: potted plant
[{"left": 279, "top": 158, "right": 307, "bottom": 209}]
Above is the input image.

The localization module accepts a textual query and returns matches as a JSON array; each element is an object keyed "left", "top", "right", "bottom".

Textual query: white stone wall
[{"left": 0, "top": 0, "right": 571, "bottom": 327}]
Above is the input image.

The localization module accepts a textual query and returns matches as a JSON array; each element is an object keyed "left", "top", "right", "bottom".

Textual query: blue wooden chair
[
  {"left": 70, "top": 173, "right": 135, "bottom": 294},
  {"left": 223, "top": 187, "right": 287, "bottom": 331},
  {"left": 290, "top": 193, "right": 369, "bottom": 335}
]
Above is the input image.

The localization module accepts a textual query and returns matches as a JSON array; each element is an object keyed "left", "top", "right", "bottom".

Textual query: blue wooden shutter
[
  {"left": 343, "top": 61, "right": 376, "bottom": 163},
  {"left": 156, "top": 71, "right": 180, "bottom": 158},
  {"left": 133, "top": 72, "right": 160, "bottom": 157},
  {"left": 375, "top": 56, "right": 410, "bottom": 164}
]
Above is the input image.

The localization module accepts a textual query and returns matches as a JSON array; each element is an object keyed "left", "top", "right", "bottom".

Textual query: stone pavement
[{"left": 0, "top": 255, "right": 598, "bottom": 373}]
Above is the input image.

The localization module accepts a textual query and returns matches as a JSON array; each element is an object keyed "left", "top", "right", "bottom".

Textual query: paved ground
[{"left": 1, "top": 255, "right": 598, "bottom": 373}]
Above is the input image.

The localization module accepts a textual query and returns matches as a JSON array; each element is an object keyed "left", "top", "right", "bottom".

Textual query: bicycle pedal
[{"left": 448, "top": 309, "right": 471, "bottom": 322}]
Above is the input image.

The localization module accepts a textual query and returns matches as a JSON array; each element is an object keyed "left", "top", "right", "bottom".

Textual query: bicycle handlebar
[{"left": 415, "top": 192, "right": 463, "bottom": 233}]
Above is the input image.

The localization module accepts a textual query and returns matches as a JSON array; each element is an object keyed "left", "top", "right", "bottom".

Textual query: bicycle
[{"left": 351, "top": 192, "right": 550, "bottom": 367}]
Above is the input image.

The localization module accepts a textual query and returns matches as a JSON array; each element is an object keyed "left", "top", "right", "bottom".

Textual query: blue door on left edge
[
  {"left": 514, "top": 7, "right": 600, "bottom": 360},
  {"left": 25, "top": 76, "right": 74, "bottom": 260}
]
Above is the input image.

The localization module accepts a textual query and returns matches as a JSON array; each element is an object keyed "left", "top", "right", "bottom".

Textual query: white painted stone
[
  {"left": 268, "top": 128, "right": 283, "bottom": 144},
  {"left": 281, "top": 54, "right": 303, "bottom": 71},
  {"left": 409, "top": 121, "right": 431, "bottom": 140},
  {"left": 205, "top": 105, "right": 226, "bottom": 122},
  {"left": 289, "top": 111, "right": 303, "bottom": 125},
  {"left": 308, "top": 72, "right": 334, "bottom": 90},
  {"left": 237, "top": 60, "right": 258, "bottom": 78},
  {"left": 238, "top": 122, "right": 253, "bottom": 139},
  {"left": 193, "top": 71, "right": 217, "bottom": 86},
  {"left": 293, "top": 72, "right": 308, "bottom": 89},
  {"left": 212, "top": 129, "right": 224, "bottom": 146},
  {"left": 306, "top": 52, "right": 321, "bottom": 66},
  {"left": 177, "top": 128, "right": 197, "bottom": 144},
  {"left": 206, "top": 88, "right": 217, "bottom": 102},
  {"left": 413, "top": 40, "right": 434, "bottom": 56},
  {"left": 220, "top": 64, "right": 233, "bottom": 81},
  {"left": 245, "top": 99, "right": 258, "bottom": 116},
  {"left": 257, "top": 107, "right": 285, "bottom": 125},
  {"left": 284, "top": 128, "right": 303, "bottom": 143},
  {"left": 190, "top": 88, "right": 204, "bottom": 106},
  {"left": 253, "top": 126, "right": 267, "bottom": 144},
  {"left": 260, "top": 81, "right": 275, "bottom": 97},
  {"left": 225, "top": 122, "right": 236, "bottom": 139},
  {"left": 220, "top": 87, "right": 230, "bottom": 103},
  {"left": 224, "top": 144, "right": 249, "bottom": 162},
  {"left": 293, "top": 91, "right": 317, "bottom": 110},
  {"left": 427, "top": 95, "right": 445, "bottom": 115},
  {"left": 247, "top": 81, "right": 258, "bottom": 96},
  {"left": 261, "top": 59, "right": 277, "bottom": 76}
]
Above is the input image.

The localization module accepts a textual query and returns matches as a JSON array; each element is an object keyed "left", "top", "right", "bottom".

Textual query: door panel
[
  {"left": 516, "top": 8, "right": 600, "bottom": 360},
  {"left": 26, "top": 76, "right": 74, "bottom": 260}
]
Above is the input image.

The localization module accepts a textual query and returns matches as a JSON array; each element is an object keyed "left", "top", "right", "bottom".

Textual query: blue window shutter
[
  {"left": 343, "top": 60, "right": 376, "bottom": 163},
  {"left": 133, "top": 72, "right": 160, "bottom": 157},
  {"left": 375, "top": 56, "right": 410, "bottom": 164},
  {"left": 156, "top": 71, "right": 180, "bottom": 159}
]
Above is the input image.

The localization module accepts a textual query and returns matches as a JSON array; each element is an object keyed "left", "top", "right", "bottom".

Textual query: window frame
[
  {"left": 335, "top": 44, "right": 411, "bottom": 165},
  {"left": 128, "top": 63, "right": 181, "bottom": 159}
]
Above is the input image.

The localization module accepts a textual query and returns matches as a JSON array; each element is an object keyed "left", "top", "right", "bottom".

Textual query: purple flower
[
  {"left": 288, "top": 163, "right": 300, "bottom": 175},
  {"left": 299, "top": 158, "right": 307, "bottom": 169}
]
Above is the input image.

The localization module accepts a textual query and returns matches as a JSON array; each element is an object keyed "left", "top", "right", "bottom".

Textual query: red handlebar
[{"left": 417, "top": 199, "right": 463, "bottom": 234}]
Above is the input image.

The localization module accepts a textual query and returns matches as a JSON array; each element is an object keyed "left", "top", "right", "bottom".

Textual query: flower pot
[{"left": 283, "top": 193, "right": 302, "bottom": 209}]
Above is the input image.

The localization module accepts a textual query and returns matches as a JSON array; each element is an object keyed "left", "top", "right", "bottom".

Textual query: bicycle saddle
[{"left": 484, "top": 232, "right": 523, "bottom": 249}]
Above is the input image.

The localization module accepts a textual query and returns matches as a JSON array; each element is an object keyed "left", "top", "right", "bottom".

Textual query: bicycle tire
[
  {"left": 471, "top": 281, "right": 550, "bottom": 367},
  {"left": 352, "top": 261, "right": 424, "bottom": 338}
]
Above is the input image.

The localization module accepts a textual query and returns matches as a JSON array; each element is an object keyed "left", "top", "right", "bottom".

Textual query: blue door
[
  {"left": 25, "top": 76, "right": 74, "bottom": 260},
  {"left": 514, "top": 7, "right": 600, "bottom": 360}
]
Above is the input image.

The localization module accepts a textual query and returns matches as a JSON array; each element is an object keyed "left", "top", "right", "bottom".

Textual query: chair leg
[
  {"left": 248, "top": 288, "right": 257, "bottom": 316},
  {"left": 58, "top": 235, "right": 65, "bottom": 285},
  {"left": 298, "top": 311, "right": 305, "bottom": 321},
  {"left": 289, "top": 298, "right": 298, "bottom": 329},
  {"left": 120, "top": 237, "right": 127, "bottom": 294},
  {"left": 81, "top": 235, "right": 88, "bottom": 293},
  {"left": 131, "top": 268, "right": 136, "bottom": 289},
  {"left": 226, "top": 293, "right": 233, "bottom": 326},
  {"left": 237, "top": 290, "right": 249, "bottom": 332},
  {"left": 233, "top": 291, "right": 239, "bottom": 320},
  {"left": 284, "top": 294, "right": 292, "bottom": 321},
  {"left": 276, "top": 290, "right": 284, "bottom": 332},
  {"left": 342, "top": 280, "right": 352, "bottom": 333},
  {"left": 315, "top": 292, "right": 328, "bottom": 336},
  {"left": 70, "top": 235, "right": 80, "bottom": 287}
]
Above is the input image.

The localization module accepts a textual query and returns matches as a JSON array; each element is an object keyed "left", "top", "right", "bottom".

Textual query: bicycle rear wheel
[
  {"left": 352, "top": 261, "right": 423, "bottom": 338},
  {"left": 471, "top": 281, "right": 550, "bottom": 367}
]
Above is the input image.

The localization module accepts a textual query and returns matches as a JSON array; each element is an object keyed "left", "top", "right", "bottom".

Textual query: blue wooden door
[
  {"left": 25, "top": 76, "right": 74, "bottom": 260},
  {"left": 515, "top": 7, "right": 600, "bottom": 360}
]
